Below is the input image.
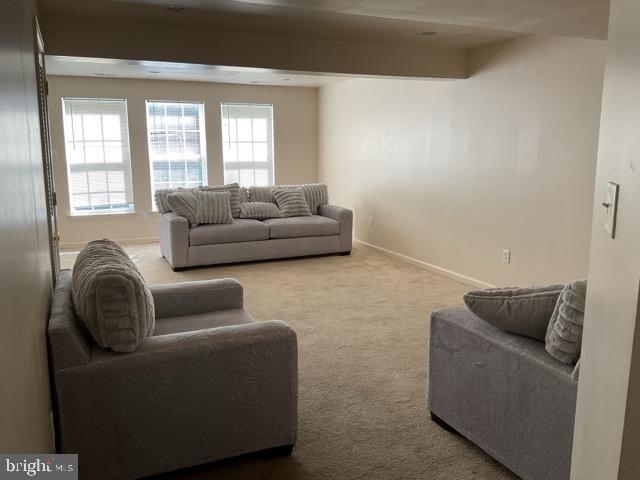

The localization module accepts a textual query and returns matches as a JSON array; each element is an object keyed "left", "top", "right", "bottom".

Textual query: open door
[{"left": 34, "top": 17, "right": 60, "bottom": 283}]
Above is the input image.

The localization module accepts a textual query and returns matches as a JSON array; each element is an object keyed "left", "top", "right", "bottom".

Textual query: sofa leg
[
  {"left": 340, "top": 251, "right": 351, "bottom": 256},
  {"left": 430, "top": 412, "right": 459, "bottom": 435},
  {"left": 172, "top": 266, "right": 188, "bottom": 272}
]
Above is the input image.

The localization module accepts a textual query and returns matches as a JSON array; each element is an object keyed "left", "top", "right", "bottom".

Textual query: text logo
[{"left": 1, "top": 455, "right": 77, "bottom": 479}]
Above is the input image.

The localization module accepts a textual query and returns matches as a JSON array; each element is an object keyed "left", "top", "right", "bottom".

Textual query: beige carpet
[{"left": 61, "top": 244, "right": 516, "bottom": 480}]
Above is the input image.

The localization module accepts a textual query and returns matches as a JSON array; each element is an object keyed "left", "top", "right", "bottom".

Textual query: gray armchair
[
  {"left": 428, "top": 308, "right": 577, "bottom": 480},
  {"left": 48, "top": 270, "right": 298, "bottom": 480}
]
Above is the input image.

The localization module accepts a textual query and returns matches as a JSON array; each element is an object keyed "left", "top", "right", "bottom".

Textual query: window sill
[{"left": 66, "top": 212, "right": 159, "bottom": 219}]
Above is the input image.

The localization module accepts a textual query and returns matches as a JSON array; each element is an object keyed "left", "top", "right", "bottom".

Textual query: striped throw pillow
[
  {"left": 249, "top": 185, "right": 276, "bottom": 204},
  {"left": 240, "top": 186, "right": 250, "bottom": 203},
  {"left": 195, "top": 191, "right": 233, "bottom": 224},
  {"left": 240, "top": 202, "right": 282, "bottom": 220},
  {"left": 167, "top": 189, "right": 198, "bottom": 225},
  {"left": 274, "top": 184, "right": 329, "bottom": 214},
  {"left": 72, "top": 239, "right": 154, "bottom": 352},
  {"left": 200, "top": 183, "right": 241, "bottom": 217},
  {"left": 154, "top": 188, "right": 177, "bottom": 213},
  {"left": 272, "top": 188, "right": 312, "bottom": 217}
]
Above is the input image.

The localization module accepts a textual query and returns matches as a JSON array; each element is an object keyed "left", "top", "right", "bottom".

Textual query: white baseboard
[
  {"left": 60, "top": 236, "right": 160, "bottom": 250},
  {"left": 354, "top": 239, "right": 494, "bottom": 288}
]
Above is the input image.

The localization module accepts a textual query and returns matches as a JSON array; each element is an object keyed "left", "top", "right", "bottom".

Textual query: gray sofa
[
  {"left": 160, "top": 204, "right": 353, "bottom": 270},
  {"left": 48, "top": 270, "right": 298, "bottom": 479},
  {"left": 428, "top": 307, "right": 577, "bottom": 480}
]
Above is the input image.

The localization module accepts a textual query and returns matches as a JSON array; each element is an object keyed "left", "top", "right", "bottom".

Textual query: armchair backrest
[{"left": 47, "top": 270, "right": 92, "bottom": 370}]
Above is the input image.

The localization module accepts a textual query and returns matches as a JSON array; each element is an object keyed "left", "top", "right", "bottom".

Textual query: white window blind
[
  {"left": 146, "top": 101, "right": 207, "bottom": 206},
  {"left": 62, "top": 98, "right": 134, "bottom": 215},
  {"left": 221, "top": 103, "right": 274, "bottom": 187}
]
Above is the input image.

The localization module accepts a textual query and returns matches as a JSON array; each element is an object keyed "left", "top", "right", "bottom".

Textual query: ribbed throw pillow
[
  {"left": 463, "top": 284, "right": 564, "bottom": 341},
  {"left": 279, "top": 184, "right": 329, "bottom": 214},
  {"left": 272, "top": 188, "right": 312, "bottom": 217},
  {"left": 240, "top": 186, "right": 250, "bottom": 203},
  {"left": 72, "top": 239, "right": 154, "bottom": 353},
  {"left": 154, "top": 188, "right": 176, "bottom": 213},
  {"left": 195, "top": 190, "right": 233, "bottom": 224},
  {"left": 249, "top": 186, "right": 276, "bottom": 204},
  {"left": 200, "top": 183, "right": 241, "bottom": 218},
  {"left": 240, "top": 202, "right": 282, "bottom": 220},
  {"left": 545, "top": 280, "right": 587, "bottom": 365},
  {"left": 167, "top": 189, "right": 198, "bottom": 226}
]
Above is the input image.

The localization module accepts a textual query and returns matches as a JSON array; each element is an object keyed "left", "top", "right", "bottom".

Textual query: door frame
[{"left": 33, "top": 16, "right": 61, "bottom": 283}]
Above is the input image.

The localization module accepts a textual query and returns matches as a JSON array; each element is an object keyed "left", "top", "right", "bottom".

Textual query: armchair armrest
[
  {"left": 160, "top": 212, "right": 189, "bottom": 269},
  {"left": 150, "top": 278, "right": 243, "bottom": 319},
  {"left": 54, "top": 321, "right": 298, "bottom": 478},
  {"left": 318, "top": 204, "right": 353, "bottom": 252}
]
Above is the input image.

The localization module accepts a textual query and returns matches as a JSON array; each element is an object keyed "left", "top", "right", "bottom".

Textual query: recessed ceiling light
[
  {"left": 93, "top": 72, "right": 116, "bottom": 77},
  {"left": 165, "top": 5, "right": 186, "bottom": 12},
  {"left": 419, "top": 31, "right": 436, "bottom": 36},
  {"left": 282, "top": 78, "right": 292, "bottom": 82}
]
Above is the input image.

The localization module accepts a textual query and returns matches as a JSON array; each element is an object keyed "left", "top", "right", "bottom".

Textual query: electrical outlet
[
  {"left": 502, "top": 249, "right": 511, "bottom": 264},
  {"left": 368, "top": 216, "right": 374, "bottom": 226}
]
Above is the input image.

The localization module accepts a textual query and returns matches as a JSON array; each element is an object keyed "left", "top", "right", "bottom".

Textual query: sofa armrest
[
  {"left": 150, "top": 278, "right": 243, "bottom": 319},
  {"left": 54, "top": 321, "right": 298, "bottom": 478},
  {"left": 160, "top": 212, "right": 189, "bottom": 269},
  {"left": 319, "top": 204, "right": 353, "bottom": 252}
]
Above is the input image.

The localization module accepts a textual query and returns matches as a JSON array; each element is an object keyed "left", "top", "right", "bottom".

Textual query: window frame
[
  {"left": 145, "top": 99, "right": 208, "bottom": 210},
  {"left": 61, "top": 97, "right": 135, "bottom": 216},
  {"left": 220, "top": 102, "right": 275, "bottom": 187}
]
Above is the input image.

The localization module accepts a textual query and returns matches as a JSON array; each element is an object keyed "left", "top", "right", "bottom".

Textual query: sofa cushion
[
  {"left": 195, "top": 190, "right": 233, "bottom": 225},
  {"left": 200, "top": 183, "right": 241, "bottom": 218},
  {"left": 277, "top": 183, "right": 329, "bottom": 214},
  {"left": 545, "top": 279, "right": 587, "bottom": 365},
  {"left": 153, "top": 308, "right": 255, "bottom": 336},
  {"left": 249, "top": 185, "right": 276, "bottom": 204},
  {"left": 154, "top": 188, "right": 176, "bottom": 213},
  {"left": 72, "top": 239, "right": 155, "bottom": 353},
  {"left": 247, "top": 184, "right": 329, "bottom": 214},
  {"left": 240, "top": 201, "right": 282, "bottom": 220},
  {"left": 273, "top": 188, "right": 312, "bottom": 217},
  {"left": 189, "top": 219, "right": 269, "bottom": 246},
  {"left": 264, "top": 215, "right": 339, "bottom": 239},
  {"left": 463, "top": 284, "right": 564, "bottom": 341},
  {"left": 167, "top": 189, "right": 198, "bottom": 226},
  {"left": 240, "top": 186, "right": 250, "bottom": 203}
]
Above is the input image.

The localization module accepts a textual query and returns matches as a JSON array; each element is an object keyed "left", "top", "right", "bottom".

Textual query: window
[
  {"left": 221, "top": 103, "right": 274, "bottom": 187},
  {"left": 62, "top": 98, "right": 134, "bottom": 215},
  {"left": 146, "top": 101, "right": 207, "bottom": 206}
]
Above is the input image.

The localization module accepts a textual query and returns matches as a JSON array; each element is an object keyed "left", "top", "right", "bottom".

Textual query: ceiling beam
[{"left": 39, "top": 15, "right": 468, "bottom": 79}]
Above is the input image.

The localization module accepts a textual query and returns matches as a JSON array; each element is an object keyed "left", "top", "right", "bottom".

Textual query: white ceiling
[{"left": 46, "top": 56, "right": 351, "bottom": 87}]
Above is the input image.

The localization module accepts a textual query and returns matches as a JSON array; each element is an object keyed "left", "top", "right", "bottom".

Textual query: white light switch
[{"left": 603, "top": 182, "right": 619, "bottom": 238}]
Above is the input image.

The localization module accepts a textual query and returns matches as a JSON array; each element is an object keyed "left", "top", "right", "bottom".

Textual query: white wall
[
  {"left": 0, "top": 0, "right": 54, "bottom": 451},
  {"left": 571, "top": 0, "right": 640, "bottom": 477},
  {"left": 48, "top": 76, "right": 318, "bottom": 246},
  {"left": 319, "top": 35, "right": 607, "bottom": 286}
]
